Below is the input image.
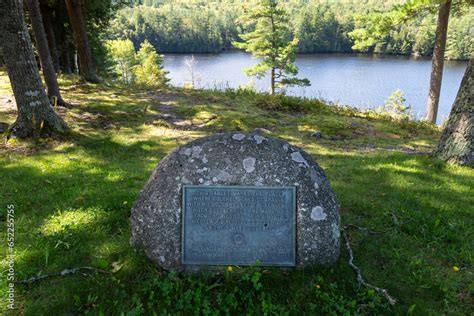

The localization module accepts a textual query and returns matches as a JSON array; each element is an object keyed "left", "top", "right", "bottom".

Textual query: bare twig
[
  {"left": 342, "top": 230, "right": 397, "bottom": 305},
  {"left": 16, "top": 267, "right": 111, "bottom": 285}
]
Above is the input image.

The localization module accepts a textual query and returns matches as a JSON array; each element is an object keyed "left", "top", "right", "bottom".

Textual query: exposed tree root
[
  {"left": 16, "top": 267, "right": 110, "bottom": 285},
  {"left": 342, "top": 230, "right": 397, "bottom": 305}
]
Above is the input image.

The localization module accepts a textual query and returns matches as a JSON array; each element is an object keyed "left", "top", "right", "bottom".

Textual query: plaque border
[{"left": 181, "top": 185, "right": 296, "bottom": 266}]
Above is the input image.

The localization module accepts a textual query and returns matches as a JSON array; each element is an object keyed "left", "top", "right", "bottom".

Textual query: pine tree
[
  {"left": 435, "top": 57, "right": 473, "bottom": 167},
  {"left": 65, "top": 0, "right": 100, "bottom": 83},
  {"left": 233, "top": 0, "right": 309, "bottom": 95},
  {"left": 0, "top": 0, "right": 67, "bottom": 137},
  {"left": 425, "top": 0, "right": 452, "bottom": 123},
  {"left": 133, "top": 40, "right": 169, "bottom": 87},
  {"left": 26, "top": 0, "right": 68, "bottom": 107}
]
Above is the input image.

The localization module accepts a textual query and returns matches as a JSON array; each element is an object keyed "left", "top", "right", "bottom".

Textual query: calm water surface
[{"left": 163, "top": 51, "right": 467, "bottom": 124}]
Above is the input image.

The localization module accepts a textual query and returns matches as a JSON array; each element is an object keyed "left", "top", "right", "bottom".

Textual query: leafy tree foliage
[
  {"left": 106, "top": 39, "right": 137, "bottom": 83},
  {"left": 349, "top": 0, "right": 473, "bottom": 59},
  {"left": 445, "top": 9, "right": 473, "bottom": 60},
  {"left": 233, "top": 0, "right": 310, "bottom": 94},
  {"left": 106, "top": 39, "right": 168, "bottom": 87}
]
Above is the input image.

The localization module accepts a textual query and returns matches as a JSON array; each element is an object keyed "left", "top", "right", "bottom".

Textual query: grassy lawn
[{"left": 0, "top": 71, "right": 473, "bottom": 314}]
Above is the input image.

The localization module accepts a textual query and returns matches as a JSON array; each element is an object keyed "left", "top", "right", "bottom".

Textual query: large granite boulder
[{"left": 131, "top": 133, "right": 340, "bottom": 271}]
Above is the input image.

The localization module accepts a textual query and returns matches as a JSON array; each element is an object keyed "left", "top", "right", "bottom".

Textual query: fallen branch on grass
[
  {"left": 16, "top": 267, "right": 111, "bottom": 285},
  {"left": 342, "top": 230, "right": 397, "bottom": 305}
]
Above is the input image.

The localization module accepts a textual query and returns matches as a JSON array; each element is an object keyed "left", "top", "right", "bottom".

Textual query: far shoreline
[{"left": 156, "top": 48, "right": 470, "bottom": 62}]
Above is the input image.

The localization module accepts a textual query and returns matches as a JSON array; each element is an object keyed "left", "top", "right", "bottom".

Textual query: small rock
[{"left": 311, "top": 131, "right": 322, "bottom": 139}]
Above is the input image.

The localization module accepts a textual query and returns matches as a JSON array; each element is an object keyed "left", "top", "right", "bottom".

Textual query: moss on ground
[{"left": 0, "top": 72, "right": 473, "bottom": 314}]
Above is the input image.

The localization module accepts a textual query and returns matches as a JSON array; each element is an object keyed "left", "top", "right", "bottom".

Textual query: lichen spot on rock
[
  {"left": 310, "top": 206, "right": 327, "bottom": 221},
  {"left": 179, "top": 147, "right": 192, "bottom": 156},
  {"left": 243, "top": 157, "right": 256, "bottom": 173},
  {"left": 291, "top": 151, "right": 309, "bottom": 167},
  {"left": 232, "top": 133, "right": 246, "bottom": 141},
  {"left": 254, "top": 135, "right": 266, "bottom": 144},
  {"left": 191, "top": 146, "right": 203, "bottom": 158}
]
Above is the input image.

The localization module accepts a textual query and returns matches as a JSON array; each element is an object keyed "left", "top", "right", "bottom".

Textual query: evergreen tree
[
  {"left": 26, "top": 0, "right": 68, "bottom": 107},
  {"left": 233, "top": 0, "right": 309, "bottom": 95},
  {"left": 435, "top": 57, "right": 473, "bottom": 166},
  {"left": 426, "top": 0, "right": 452, "bottom": 123},
  {"left": 65, "top": 0, "right": 100, "bottom": 82},
  {"left": 133, "top": 40, "right": 169, "bottom": 87}
]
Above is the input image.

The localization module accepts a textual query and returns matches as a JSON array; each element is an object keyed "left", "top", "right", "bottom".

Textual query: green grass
[{"left": 0, "top": 72, "right": 473, "bottom": 315}]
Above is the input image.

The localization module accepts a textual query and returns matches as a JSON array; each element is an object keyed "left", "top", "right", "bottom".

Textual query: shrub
[
  {"left": 380, "top": 89, "right": 413, "bottom": 120},
  {"left": 253, "top": 93, "right": 325, "bottom": 112}
]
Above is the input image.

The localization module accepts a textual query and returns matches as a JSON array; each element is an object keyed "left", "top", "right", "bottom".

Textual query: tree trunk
[
  {"left": 60, "top": 44, "right": 72, "bottom": 74},
  {"left": 434, "top": 58, "right": 473, "bottom": 167},
  {"left": 0, "top": 0, "right": 67, "bottom": 138},
  {"left": 425, "top": 0, "right": 451, "bottom": 123},
  {"left": 64, "top": 0, "right": 99, "bottom": 82},
  {"left": 26, "top": 0, "right": 69, "bottom": 107},
  {"left": 40, "top": 2, "right": 60, "bottom": 73}
]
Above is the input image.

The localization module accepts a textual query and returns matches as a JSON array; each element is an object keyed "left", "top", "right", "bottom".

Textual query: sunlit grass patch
[{"left": 41, "top": 208, "right": 107, "bottom": 235}]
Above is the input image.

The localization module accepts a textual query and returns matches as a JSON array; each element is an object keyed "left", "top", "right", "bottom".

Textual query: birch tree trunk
[
  {"left": 0, "top": 0, "right": 67, "bottom": 138},
  {"left": 434, "top": 58, "right": 473, "bottom": 167},
  {"left": 425, "top": 0, "right": 451, "bottom": 123},
  {"left": 65, "top": 0, "right": 99, "bottom": 83}
]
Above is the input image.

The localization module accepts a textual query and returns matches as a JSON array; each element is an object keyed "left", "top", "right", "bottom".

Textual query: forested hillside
[{"left": 106, "top": 0, "right": 473, "bottom": 59}]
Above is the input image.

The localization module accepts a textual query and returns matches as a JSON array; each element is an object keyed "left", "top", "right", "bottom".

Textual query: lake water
[{"left": 163, "top": 51, "right": 468, "bottom": 124}]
